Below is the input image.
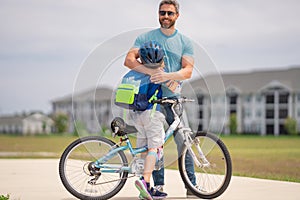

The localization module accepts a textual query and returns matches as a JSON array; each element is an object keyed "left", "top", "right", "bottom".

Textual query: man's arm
[
  {"left": 150, "top": 55, "right": 194, "bottom": 84},
  {"left": 124, "top": 47, "right": 160, "bottom": 75}
]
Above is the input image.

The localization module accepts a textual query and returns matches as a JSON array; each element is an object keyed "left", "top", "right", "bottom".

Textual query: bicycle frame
[
  {"left": 93, "top": 98, "right": 205, "bottom": 174},
  {"left": 93, "top": 125, "right": 178, "bottom": 174}
]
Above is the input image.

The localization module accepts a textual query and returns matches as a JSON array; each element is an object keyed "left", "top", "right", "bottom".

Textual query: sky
[{"left": 0, "top": 0, "right": 300, "bottom": 115}]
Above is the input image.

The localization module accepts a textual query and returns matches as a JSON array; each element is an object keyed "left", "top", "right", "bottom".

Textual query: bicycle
[{"left": 59, "top": 97, "right": 232, "bottom": 199}]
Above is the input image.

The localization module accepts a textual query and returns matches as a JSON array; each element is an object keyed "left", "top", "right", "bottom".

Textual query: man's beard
[{"left": 159, "top": 18, "right": 176, "bottom": 29}]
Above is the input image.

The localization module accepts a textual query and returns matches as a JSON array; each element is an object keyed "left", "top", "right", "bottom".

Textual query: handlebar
[{"left": 152, "top": 97, "right": 195, "bottom": 104}]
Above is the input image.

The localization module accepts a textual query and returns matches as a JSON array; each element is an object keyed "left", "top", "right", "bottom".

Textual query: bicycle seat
[{"left": 111, "top": 117, "right": 138, "bottom": 136}]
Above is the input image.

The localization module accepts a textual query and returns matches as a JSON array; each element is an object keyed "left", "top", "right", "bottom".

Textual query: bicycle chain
[{"left": 91, "top": 175, "right": 136, "bottom": 185}]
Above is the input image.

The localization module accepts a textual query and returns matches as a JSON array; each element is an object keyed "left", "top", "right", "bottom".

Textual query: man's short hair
[{"left": 159, "top": 0, "right": 180, "bottom": 13}]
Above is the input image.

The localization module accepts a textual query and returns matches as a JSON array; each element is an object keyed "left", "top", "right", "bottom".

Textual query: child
[{"left": 126, "top": 41, "right": 168, "bottom": 200}]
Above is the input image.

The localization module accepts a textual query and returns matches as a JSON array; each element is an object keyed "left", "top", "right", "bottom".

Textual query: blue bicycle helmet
[{"left": 138, "top": 40, "right": 164, "bottom": 68}]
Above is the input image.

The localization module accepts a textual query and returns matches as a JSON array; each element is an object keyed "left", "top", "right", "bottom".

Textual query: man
[{"left": 124, "top": 0, "right": 196, "bottom": 197}]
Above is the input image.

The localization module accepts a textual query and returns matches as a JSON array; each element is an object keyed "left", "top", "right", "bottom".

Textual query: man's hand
[{"left": 150, "top": 70, "right": 170, "bottom": 84}]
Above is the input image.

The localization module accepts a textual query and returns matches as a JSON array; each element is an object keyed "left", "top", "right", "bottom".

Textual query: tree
[
  {"left": 229, "top": 113, "right": 238, "bottom": 135},
  {"left": 284, "top": 117, "right": 297, "bottom": 135},
  {"left": 53, "top": 113, "right": 69, "bottom": 133}
]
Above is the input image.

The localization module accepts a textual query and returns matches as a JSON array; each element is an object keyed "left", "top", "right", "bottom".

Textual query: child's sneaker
[
  {"left": 135, "top": 178, "right": 152, "bottom": 200},
  {"left": 149, "top": 187, "right": 168, "bottom": 200}
]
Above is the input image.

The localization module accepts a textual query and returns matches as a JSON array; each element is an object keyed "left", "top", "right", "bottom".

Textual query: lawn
[
  {"left": 0, "top": 134, "right": 299, "bottom": 182},
  {"left": 222, "top": 135, "right": 300, "bottom": 182},
  {"left": 0, "top": 134, "right": 76, "bottom": 156}
]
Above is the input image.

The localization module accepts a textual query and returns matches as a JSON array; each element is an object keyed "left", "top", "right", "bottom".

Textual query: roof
[
  {"left": 0, "top": 115, "right": 24, "bottom": 126},
  {"left": 0, "top": 113, "right": 53, "bottom": 126},
  {"left": 24, "top": 113, "right": 54, "bottom": 123},
  {"left": 52, "top": 87, "right": 114, "bottom": 104},
  {"left": 188, "top": 66, "right": 300, "bottom": 94}
]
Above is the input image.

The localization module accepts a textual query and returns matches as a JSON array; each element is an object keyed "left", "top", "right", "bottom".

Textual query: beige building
[{"left": 0, "top": 113, "right": 54, "bottom": 135}]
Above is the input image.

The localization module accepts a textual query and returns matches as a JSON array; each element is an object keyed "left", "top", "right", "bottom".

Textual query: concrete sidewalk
[{"left": 0, "top": 159, "right": 299, "bottom": 200}]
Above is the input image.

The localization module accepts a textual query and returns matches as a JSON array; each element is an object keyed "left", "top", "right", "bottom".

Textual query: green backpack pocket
[{"left": 115, "top": 84, "right": 138, "bottom": 104}]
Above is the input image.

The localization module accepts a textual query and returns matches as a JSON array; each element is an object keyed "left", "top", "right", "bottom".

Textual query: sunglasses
[{"left": 159, "top": 11, "right": 176, "bottom": 17}]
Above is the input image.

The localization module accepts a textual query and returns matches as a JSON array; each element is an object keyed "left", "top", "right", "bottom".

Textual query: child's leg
[
  {"left": 143, "top": 148, "right": 157, "bottom": 183},
  {"left": 135, "top": 148, "right": 158, "bottom": 200}
]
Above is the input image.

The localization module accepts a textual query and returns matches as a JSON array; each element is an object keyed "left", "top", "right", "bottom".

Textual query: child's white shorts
[{"left": 129, "top": 110, "right": 165, "bottom": 149}]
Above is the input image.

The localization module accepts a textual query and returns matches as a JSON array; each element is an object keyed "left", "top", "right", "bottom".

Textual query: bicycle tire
[
  {"left": 59, "top": 136, "right": 128, "bottom": 200},
  {"left": 178, "top": 131, "right": 232, "bottom": 199}
]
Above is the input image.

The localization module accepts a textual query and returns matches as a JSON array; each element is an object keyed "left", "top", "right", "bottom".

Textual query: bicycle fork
[{"left": 183, "top": 130, "right": 210, "bottom": 168}]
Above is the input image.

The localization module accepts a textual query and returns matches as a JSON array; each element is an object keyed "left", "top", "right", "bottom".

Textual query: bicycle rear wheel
[
  {"left": 59, "top": 136, "right": 128, "bottom": 200},
  {"left": 179, "top": 131, "right": 232, "bottom": 199}
]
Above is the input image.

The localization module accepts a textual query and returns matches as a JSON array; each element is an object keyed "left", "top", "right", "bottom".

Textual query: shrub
[
  {"left": 229, "top": 113, "right": 238, "bottom": 134},
  {"left": 284, "top": 117, "right": 298, "bottom": 135},
  {"left": 53, "top": 113, "right": 69, "bottom": 133}
]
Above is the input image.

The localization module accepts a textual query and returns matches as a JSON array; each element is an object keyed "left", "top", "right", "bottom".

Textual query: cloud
[
  {"left": 177, "top": 0, "right": 300, "bottom": 70},
  {"left": 0, "top": 0, "right": 300, "bottom": 114}
]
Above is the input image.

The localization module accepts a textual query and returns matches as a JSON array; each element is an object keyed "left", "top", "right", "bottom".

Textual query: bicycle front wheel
[
  {"left": 59, "top": 136, "right": 128, "bottom": 200},
  {"left": 179, "top": 131, "right": 232, "bottom": 199}
]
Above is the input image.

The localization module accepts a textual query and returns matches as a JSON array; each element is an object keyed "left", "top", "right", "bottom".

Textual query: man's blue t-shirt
[{"left": 133, "top": 28, "right": 194, "bottom": 98}]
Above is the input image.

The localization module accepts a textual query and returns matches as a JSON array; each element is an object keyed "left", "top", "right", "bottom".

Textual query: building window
[
  {"left": 256, "top": 110, "right": 262, "bottom": 117},
  {"left": 230, "top": 95, "right": 238, "bottom": 105},
  {"left": 230, "top": 109, "right": 236, "bottom": 114},
  {"left": 198, "top": 124, "right": 203, "bottom": 131},
  {"left": 279, "top": 93, "right": 289, "bottom": 104},
  {"left": 199, "top": 110, "right": 203, "bottom": 119},
  {"left": 248, "top": 110, "right": 252, "bottom": 118},
  {"left": 279, "top": 109, "right": 288, "bottom": 119},
  {"left": 266, "top": 109, "right": 274, "bottom": 119},
  {"left": 279, "top": 124, "right": 288, "bottom": 135},
  {"left": 266, "top": 124, "right": 274, "bottom": 135},
  {"left": 266, "top": 94, "right": 274, "bottom": 104},
  {"left": 244, "top": 109, "right": 251, "bottom": 118},
  {"left": 245, "top": 95, "right": 251, "bottom": 103},
  {"left": 212, "top": 96, "right": 217, "bottom": 103},
  {"left": 297, "top": 94, "right": 300, "bottom": 102},
  {"left": 197, "top": 95, "right": 204, "bottom": 105},
  {"left": 256, "top": 94, "right": 262, "bottom": 102}
]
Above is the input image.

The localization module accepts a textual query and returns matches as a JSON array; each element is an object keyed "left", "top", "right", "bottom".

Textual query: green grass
[
  {"left": 0, "top": 134, "right": 299, "bottom": 182},
  {"left": 221, "top": 135, "right": 300, "bottom": 182},
  {"left": 0, "top": 134, "right": 77, "bottom": 158}
]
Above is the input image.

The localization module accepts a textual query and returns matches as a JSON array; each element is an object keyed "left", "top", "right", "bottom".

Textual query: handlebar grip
[
  {"left": 152, "top": 98, "right": 175, "bottom": 104},
  {"left": 151, "top": 98, "right": 195, "bottom": 104},
  {"left": 152, "top": 99, "right": 162, "bottom": 104}
]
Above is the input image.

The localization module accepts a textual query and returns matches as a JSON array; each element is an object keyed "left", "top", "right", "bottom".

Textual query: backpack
[{"left": 115, "top": 70, "right": 161, "bottom": 111}]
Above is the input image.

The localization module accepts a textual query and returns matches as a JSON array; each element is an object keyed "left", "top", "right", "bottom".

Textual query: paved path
[{"left": 0, "top": 159, "right": 299, "bottom": 200}]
